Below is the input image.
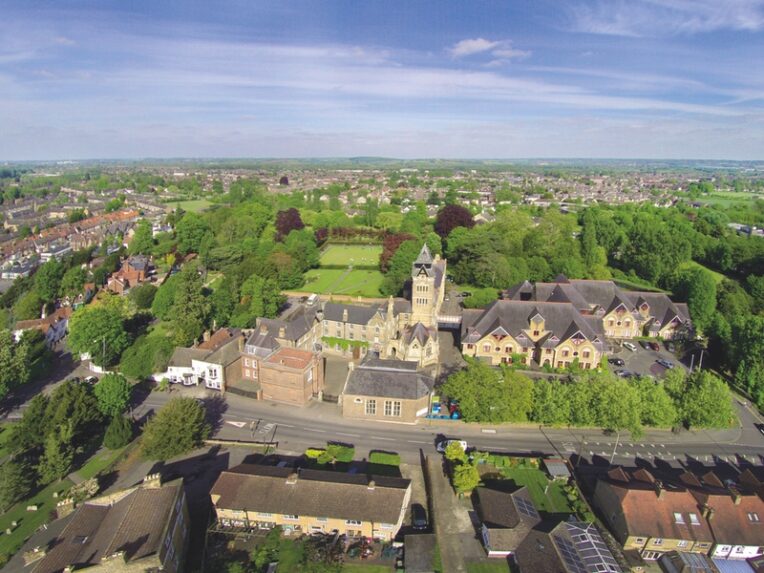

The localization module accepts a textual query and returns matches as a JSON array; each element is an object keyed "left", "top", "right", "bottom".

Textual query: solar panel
[
  {"left": 562, "top": 522, "right": 621, "bottom": 572},
  {"left": 554, "top": 534, "right": 588, "bottom": 573},
  {"left": 514, "top": 495, "right": 540, "bottom": 519}
]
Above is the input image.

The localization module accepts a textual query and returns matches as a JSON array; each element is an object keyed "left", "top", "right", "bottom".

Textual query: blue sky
[{"left": 1, "top": 0, "right": 763, "bottom": 160}]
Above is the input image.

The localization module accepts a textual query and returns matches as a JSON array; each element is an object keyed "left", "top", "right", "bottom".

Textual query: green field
[
  {"left": 701, "top": 191, "right": 764, "bottom": 208},
  {"left": 304, "top": 268, "right": 385, "bottom": 298},
  {"left": 320, "top": 244, "right": 382, "bottom": 267},
  {"left": 494, "top": 467, "right": 572, "bottom": 514},
  {"left": 170, "top": 199, "right": 214, "bottom": 212},
  {"left": 467, "top": 563, "right": 510, "bottom": 573}
]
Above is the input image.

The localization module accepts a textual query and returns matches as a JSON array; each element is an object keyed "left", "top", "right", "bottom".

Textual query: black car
[
  {"left": 608, "top": 358, "right": 625, "bottom": 367},
  {"left": 757, "top": 424, "right": 764, "bottom": 437},
  {"left": 411, "top": 503, "right": 428, "bottom": 530}
]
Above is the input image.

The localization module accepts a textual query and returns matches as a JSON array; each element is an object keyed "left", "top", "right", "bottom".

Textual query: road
[{"left": 129, "top": 386, "right": 764, "bottom": 469}]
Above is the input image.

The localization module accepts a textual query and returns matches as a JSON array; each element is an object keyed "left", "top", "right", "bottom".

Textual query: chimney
[
  {"left": 238, "top": 334, "right": 244, "bottom": 351},
  {"left": 279, "top": 326, "right": 286, "bottom": 339},
  {"left": 367, "top": 479, "right": 376, "bottom": 491},
  {"left": 731, "top": 489, "right": 742, "bottom": 505},
  {"left": 56, "top": 497, "right": 75, "bottom": 518},
  {"left": 143, "top": 472, "right": 162, "bottom": 489},
  {"left": 655, "top": 481, "right": 665, "bottom": 499},
  {"left": 286, "top": 472, "right": 299, "bottom": 485},
  {"left": 342, "top": 308, "right": 348, "bottom": 322},
  {"left": 203, "top": 330, "right": 211, "bottom": 342},
  {"left": 260, "top": 323, "right": 268, "bottom": 335},
  {"left": 708, "top": 508, "right": 715, "bottom": 520},
  {"left": 23, "top": 547, "right": 47, "bottom": 566}
]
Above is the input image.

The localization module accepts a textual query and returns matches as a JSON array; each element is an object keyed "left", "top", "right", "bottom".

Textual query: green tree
[
  {"left": 230, "top": 274, "right": 284, "bottom": 326},
  {"left": 59, "top": 265, "right": 87, "bottom": 298},
  {"left": 176, "top": 212, "right": 212, "bottom": 255},
  {"left": 504, "top": 370, "right": 535, "bottom": 423},
  {"left": 141, "top": 397, "right": 211, "bottom": 460},
  {"left": 151, "top": 274, "right": 179, "bottom": 319},
  {"left": 128, "top": 283, "right": 157, "bottom": 310},
  {"left": 45, "top": 380, "right": 104, "bottom": 448},
  {"left": 9, "top": 394, "right": 50, "bottom": 453},
  {"left": 119, "top": 333, "right": 174, "bottom": 379},
  {"left": 633, "top": 377, "right": 677, "bottom": 427},
  {"left": 672, "top": 267, "right": 717, "bottom": 332},
  {"left": 103, "top": 415, "right": 133, "bottom": 449},
  {"left": 37, "top": 422, "right": 75, "bottom": 484},
  {"left": 93, "top": 373, "right": 132, "bottom": 417},
  {"left": 444, "top": 440, "right": 467, "bottom": 463},
  {"left": 170, "top": 263, "right": 211, "bottom": 345},
  {"left": 211, "top": 275, "right": 238, "bottom": 326},
  {"left": 34, "top": 260, "right": 65, "bottom": 302},
  {"left": 0, "top": 459, "right": 33, "bottom": 512},
  {"left": 678, "top": 371, "right": 735, "bottom": 429},
  {"left": 0, "top": 328, "right": 30, "bottom": 399},
  {"left": 462, "top": 288, "right": 499, "bottom": 309},
  {"left": 380, "top": 240, "right": 420, "bottom": 296},
  {"left": 452, "top": 462, "right": 481, "bottom": 494},
  {"left": 531, "top": 379, "right": 571, "bottom": 425},
  {"left": 592, "top": 375, "right": 642, "bottom": 436},
  {"left": 68, "top": 305, "right": 129, "bottom": 367},
  {"left": 129, "top": 219, "right": 154, "bottom": 255}
]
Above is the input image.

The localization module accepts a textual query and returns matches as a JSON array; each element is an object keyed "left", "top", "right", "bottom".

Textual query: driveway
[
  {"left": 610, "top": 340, "right": 687, "bottom": 378},
  {"left": 323, "top": 356, "right": 350, "bottom": 398},
  {"left": 426, "top": 456, "right": 486, "bottom": 573}
]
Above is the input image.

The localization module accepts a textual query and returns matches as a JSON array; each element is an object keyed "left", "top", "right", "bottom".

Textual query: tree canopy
[
  {"left": 68, "top": 304, "right": 129, "bottom": 367},
  {"left": 141, "top": 397, "right": 211, "bottom": 460}
]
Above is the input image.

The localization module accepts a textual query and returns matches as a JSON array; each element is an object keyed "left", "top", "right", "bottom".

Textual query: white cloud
[{"left": 450, "top": 38, "right": 501, "bottom": 57}]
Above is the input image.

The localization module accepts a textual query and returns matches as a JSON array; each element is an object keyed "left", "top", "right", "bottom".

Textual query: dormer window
[{"left": 749, "top": 512, "right": 761, "bottom": 522}]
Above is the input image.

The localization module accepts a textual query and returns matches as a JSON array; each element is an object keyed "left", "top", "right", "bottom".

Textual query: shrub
[
  {"left": 326, "top": 443, "right": 355, "bottom": 463},
  {"left": 369, "top": 451, "right": 401, "bottom": 466},
  {"left": 305, "top": 448, "right": 326, "bottom": 460}
]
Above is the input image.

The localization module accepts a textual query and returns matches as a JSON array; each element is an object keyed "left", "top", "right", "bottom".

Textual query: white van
[{"left": 623, "top": 342, "right": 637, "bottom": 352}]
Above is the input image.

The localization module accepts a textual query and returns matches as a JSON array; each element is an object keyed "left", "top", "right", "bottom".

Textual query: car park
[
  {"left": 436, "top": 439, "right": 468, "bottom": 453},
  {"left": 608, "top": 358, "right": 625, "bottom": 367},
  {"left": 656, "top": 358, "right": 674, "bottom": 369},
  {"left": 648, "top": 341, "right": 660, "bottom": 351},
  {"left": 616, "top": 370, "right": 634, "bottom": 378},
  {"left": 623, "top": 342, "right": 637, "bottom": 352},
  {"left": 665, "top": 342, "right": 675, "bottom": 353},
  {"left": 411, "top": 503, "right": 428, "bottom": 530}
]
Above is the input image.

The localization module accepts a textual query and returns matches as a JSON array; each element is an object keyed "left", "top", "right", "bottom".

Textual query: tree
[
  {"left": 10, "top": 394, "right": 50, "bottom": 453},
  {"left": 231, "top": 274, "right": 284, "bottom": 326},
  {"left": 0, "top": 328, "right": 30, "bottom": 400},
  {"left": 37, "top": 422, "right": 75, "bottom": 484},
  {"left": 633, "top": 377, "right": 677, "bottom": 427},
  {"left": 380, "top": 239, "right": 420, "bottom": 296},
  {"left": 34, "top": 260, "right": 65, "bottom": 302},
  {"left": 176, "top": 212, "right": 211, "bottom": 255},
  {"left": 275, "top": 208, "right": 305, "bottom": 241},
  {"left": 444, "top": 440, "right": 468, "bottom": 463},
  {"left": 461, "top": 288, "right": 499, "bottom": 309},
  {"left": 12, "top": 289, "right": 45, "bottom": 320},
  {"left": 746, "top": 274, "right": 764, "bottom": 313},
  {"left": 677, "top": 371, "right": 735, "bottom": 429},
  {"left": 68, "top": 305, "right": 129, "bottom": 367},
  {"left": 59, "top": 265, "right": 87, "bottom": 298},
  {"left": 531, "top": 379, "right": 571, "bottom": 426},
  {"left": 141, "top": 397, "right": 211, "bottom": 460},
  {"left": 103, "top": 415, "right": 133, "bottom": 449},
  {"left": 129, "top": 219, "right": 154, "bottom": 255},
  {"left": 0, "top": 459, "right": 33, "bottom": 511},
  {"left": 94, "top": 373, "right": 132, "bottom": 417},
  {"left": 129, "top": 283, "right": 157, "bottom": 310},
  {"left": 211, "top": 275, "right": 238, "bottom": 326},
  {"left": 45, "top": 380, "right": 104, "bottom": 447},
  {"left": 170, "top": 263, "right": 211, "bottom": 345},
  {"left": 452, "top": 462, "right": 481, "bottom": 494},
  {"left": 434, "top": 204, "right": 474, "bottom": 239},
  {"left": 151, "top": 274, "right": 179, "bottom": 319},
  {"left": 119, "top": 333, "right": 174, "bottom": 379},
  {"left": 672, "top": 267, "right": 717, "bottom": 332}
]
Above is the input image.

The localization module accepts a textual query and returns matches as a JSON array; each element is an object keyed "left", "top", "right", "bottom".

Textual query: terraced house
[
  {"left": 504, "top": 277, "right": 692, "bottom": 341},
  {"left": 210, "top": 464, "right": 411, "bottom": 542},
  {"left": 461, "top": 300, "right": 606, "bottom": 369}
]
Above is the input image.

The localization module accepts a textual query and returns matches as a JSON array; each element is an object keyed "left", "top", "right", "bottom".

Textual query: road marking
[
  {"left": 481, "top": 429, "right": 497, "bottom": 434},
  {"left": 371, "top": 436, "right": 395, "bottom": 442},
  {"left": 225, "top": 421, "right": 247, "bottom": 428},
  {"left": 307, "top": 428, "right": 326, "bottom": 433},
  {"left": 280, "top": 424, "right": 295, "bottom": 428}
]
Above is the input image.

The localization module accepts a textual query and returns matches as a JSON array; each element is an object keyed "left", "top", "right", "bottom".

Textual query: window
[
  {"left": 533, "top": 330, "right": 540, "bottom": 336},
  {"left": 634, "top": 538, "right": 645, "bottom": 544},
  {"left": 677, "top": 540, "right": 688, "bottom": 548},
  {"left": 244, "top": 358, "right": 250, "bottom": 367},
  {"left": 467, "top": 344, "right": 473, "bottom": 349},
  {"left": 505, "top": 346, "right": 513, "bottom": 353},
  {"left": 345, "top": 519, "right": 362, "bottom": 526},
  {"left": 608, "top": 319, "right": 614, "bottom": 326},
  {"left": 583, "top": 351, "right": 590, "bottom": 358},
  {"left": 252, "top": 368, "right": 257, "bottom": 380},
  {"left": 749, "top": 512, "right": 761, "bottom": 522},
  {"left": 306, "top": 369, "right": 313, "bottom": 383},
  {"left": 393, "top": 401, "right": 401, "bottom": 417},
  {"left": 652, "top": 538, "right": 663, "bottom": 546},
  {"left": 316, "top": 517, "right": 328, "bottom": 523},
  {"left": 366, "top": 400, "right": 376, "bottom": 415},
  {"left": 483, "top": 344, "right": 491, "bottom": 352},
  {"left": 624, "top": 320, "right": 631, "bottom": 327},
  {"left": 562, "top": 350, "right": 569, "bottom": 357},
  {"left": 258, "top": 512, "right": 274, "bottom": 518},
  {"left": 283, "top": 514, "right": 299, "bottom": 520},
  {"left": 384, "top": 400, "right": 401, "bottom": 417},
  {"left": 244, "top": 369, "right": 250, "bottom": 378},
  {"left": 689, "top": 513, "right": 700, "bottom": 525},
  {"left": 673, "top": 512, "right": 685, "bottom": 524},
  {"left": 495, "top": 347, "right": 500, "bottom": 352}
]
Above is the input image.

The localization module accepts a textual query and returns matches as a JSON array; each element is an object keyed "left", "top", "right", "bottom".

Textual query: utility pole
[{"left": 609, "top": 431, "right": 621, "bottom": 465}]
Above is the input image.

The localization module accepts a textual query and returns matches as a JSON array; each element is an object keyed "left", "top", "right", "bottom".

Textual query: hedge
[{"left": 369, "top": 451, "right": 400, "bottom": 466}]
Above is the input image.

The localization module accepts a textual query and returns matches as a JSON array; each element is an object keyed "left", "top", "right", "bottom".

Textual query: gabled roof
[
  {"left": 414, "top": 243, "right": 433, "bottom": 266},
  {"left": 403, "top": 322, "right": 435, "bottom": 346},
  {"left": 343, "top": 359, "right": 434, "bottom": 400},
  {"left": 211, "top": 464, "right": 410, "bottom": 525},
  {"left": 323, "top": 302, "right": 381, "bottom": 326}
]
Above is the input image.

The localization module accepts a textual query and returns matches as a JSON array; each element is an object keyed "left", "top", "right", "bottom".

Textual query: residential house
[
  {"left": 13, "top": 306, "right": 72, "bottom": 347},
  {"left": 164, "top": 328, "right": 244, "bottom": 391},
  {"left": 210, "top": 464, "right": 411, "bottom": 541},
  {"left": 592, "top": 467, "right": 715, "bottom": 560},
  {"left": 106, "top": 255, "right": 152, "bottom": 294},
  {"left": 340, "top": 359, "right": 434, "bottom": 424},
  {"left": 512, "top": 519, "right": 622, "bottom": 572},
  {"left": 474, "top": 486, "right": 542, "bottom": 558},
  {"left": 27, "top": 473, "right": 188, "bottom": 573},
  {"left": 503, "top": 277, "right": 693, "bottom": 341},
  {"left": 462, "top": 300, "right": 606, "bottom": 369},
  {"left": 679, "top": 470, "right": 764, "bottom": 561},
  {"left": 657, "top": 551, "right": 721, "bottom": 572}
]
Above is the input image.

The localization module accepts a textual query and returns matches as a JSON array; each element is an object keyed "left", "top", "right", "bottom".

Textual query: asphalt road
[{"left": 130, "top": 386, "right": 764, "bottom": 470}]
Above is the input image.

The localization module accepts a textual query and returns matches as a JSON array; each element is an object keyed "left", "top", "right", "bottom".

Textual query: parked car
[
  {"left": 640, "top": 340, "right": 652, "bottom": 350},
  {"left": 757, "top": 424, "right": 764, "bottom": 436},
  {"left": 616, "top": 370, "right": 634, "bottom": 378},
  {"left": 608, "top": 358, "right": 625, "bottom": 367},
  {"left": 648, "top": 341, "right": 660, "bottom": 351},
  {"left": 459, "top": 291, "right": 472, "bottom": 298},
  {"left": 83, "top": 376, "right": 98, "bottom": 385},
  {"left": 623, "top": 342, "right": 637, "bottom": 352},
  {"left": 411, "top": 503, "right": 428, "bottom": 530},
  {"left": 656, "top": 358, "right": 674, "bottom": 369},
  {"left": 436, "top": 439, "right": 468, "bottom": 453}
]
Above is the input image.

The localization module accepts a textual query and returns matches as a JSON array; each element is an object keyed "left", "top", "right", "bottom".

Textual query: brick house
[
  {"left": 164, "top": 328, "right": 244, "bottom": 391},
  {"left": 106, "top": 255, "right": 152, "bottom": 294},
  {"left": 340, "top": 359, "right": 433, "bottom": 424},
  {"left": 210, "top": 464, "right": 411, "bottom": 542}
]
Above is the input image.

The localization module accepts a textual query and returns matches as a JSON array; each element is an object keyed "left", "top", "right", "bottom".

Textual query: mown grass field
[
  {"left": 303, "top": 268, "right": 385, "bottom": 298},
  {"left": 169, "top": 198, "right": 214, "bottom": 212},
  {"left": 493, "top": 467, "right": 572, "bottom": 514},
  {"left": 320, "top": 244, "right": 383, "bottom": 267},
  {"left": 701, "top": 191, "right": 764, "bottom": 208}
]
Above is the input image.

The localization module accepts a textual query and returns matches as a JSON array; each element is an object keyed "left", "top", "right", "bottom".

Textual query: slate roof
[
  {"left": 211, "top": 464, "right": 410, "bottom": 525},
  {"left": 343, "top": 359, "right": 434, "bottom": 400},
  {"left": 31, "top": 480, "right": 182, "bottom": 573},
  {"left": 462, "top": 300, "right": 605, "bottom": 350},
  {"left": 476, "top": 486, "right": 541, "bottom": 553},
  {"left": 168, "top": 346, "right": 209, "bottom": 368},
  {"left": 203, "top": 337, "right": 243, "bottom": 368},
  {"left": 323, "top": 302, "right": 382, "bottom": 325},
  {"left": 246, "top": 304, "right": 318, "bottom": 352},
  {"left": 402, "top": 322, "right": 435, "bottom": 346}
]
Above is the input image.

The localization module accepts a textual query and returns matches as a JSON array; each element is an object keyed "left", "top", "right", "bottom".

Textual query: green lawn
[
  {"left": 0, "top": 478, "right": 74, "bottom": 565},
  {"left": 76, "top": 445, "right": 129, "bottom": 481},
  {"left": 320, "top": 244, "right": 382, "bottom": 267},
  {"left": 0, "top": 423, "right": 14, "bottom": 460},
  {"left": 496, "top": 467, "right": 572, "bottom": 514},
  {"left": 342, "top": 564, "right": 393, "bottom": 572},
  {"left": 170, "top": 199, "right": 213, "bottom": 212},
  {"left": 303, "top": 268, "right": 385, "bottom": 298},
  {"left": 467, "top": 562, "right": 511, "bottom": 573},
  {"left": 678, "top": 261, "right": 726, "bottom": 284},
  {"left": 701, "top": 191, "right": 764, "bottom": 208}
]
